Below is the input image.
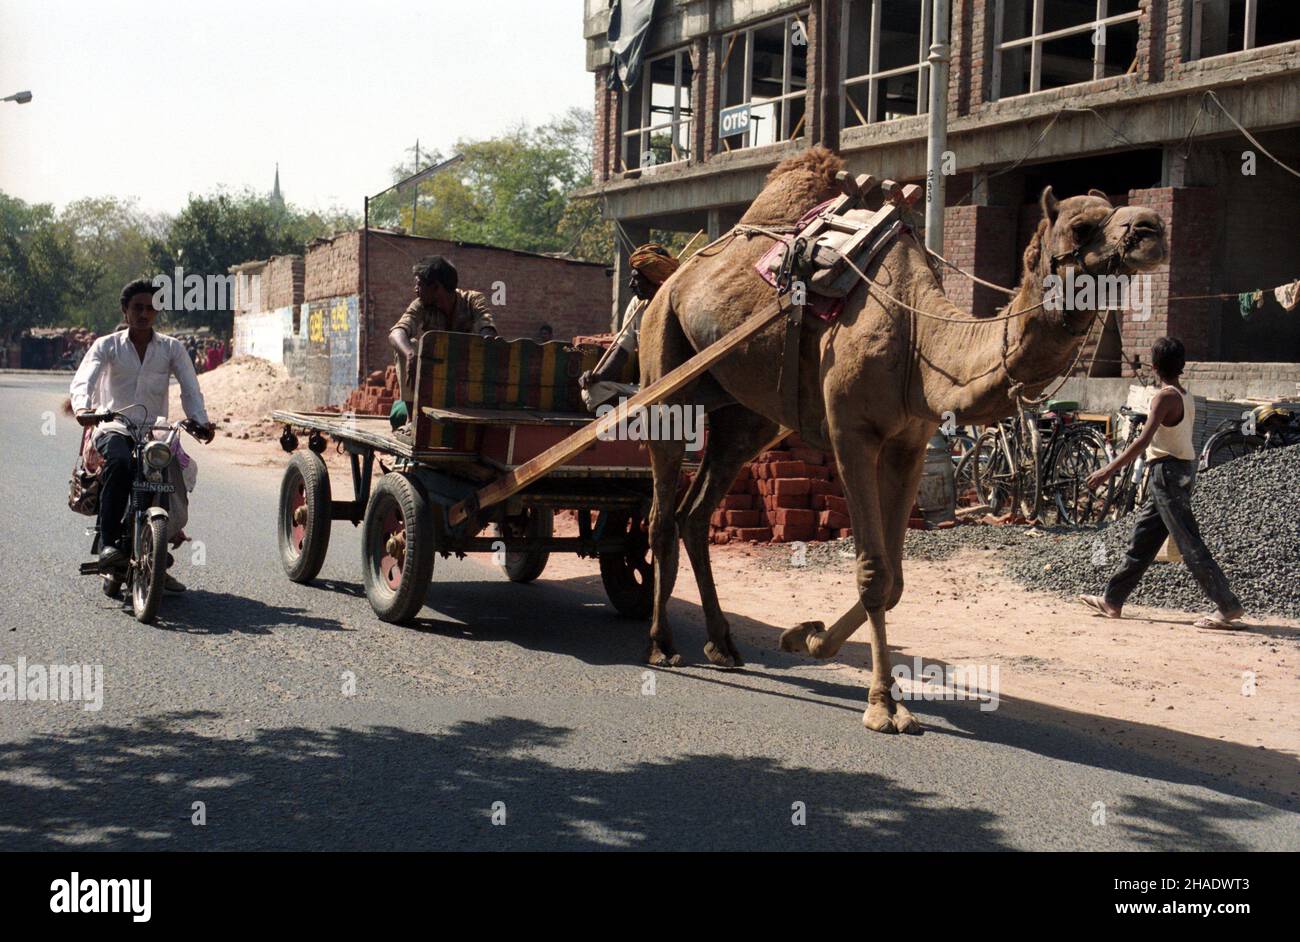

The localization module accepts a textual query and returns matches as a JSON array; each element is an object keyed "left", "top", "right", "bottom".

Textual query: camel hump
[{"left": 765, "top": 146, "right": 844, "bottom": 187}]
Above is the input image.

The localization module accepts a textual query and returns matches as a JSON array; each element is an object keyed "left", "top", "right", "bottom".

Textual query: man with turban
[{"left": 579, "top": 243, "right": 678, "bottom": 411}]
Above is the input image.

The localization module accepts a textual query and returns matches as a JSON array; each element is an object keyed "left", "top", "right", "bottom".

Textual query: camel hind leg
[
  {"left": 678, "top": 404, "right": 779, "bottom": 668},
  {"left": 640, "top": 289, "right": 698, "bottom": 668},
  {"left": 646, "top": 438, "right": 686, "bottom": 666}
]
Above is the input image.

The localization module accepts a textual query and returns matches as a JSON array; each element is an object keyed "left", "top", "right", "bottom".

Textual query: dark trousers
[
  {"left": 95, "top": 433, "right": 133, "bottom": 550},
  {"left": 1104, "top": 458, "right": 1241, "bottom": 613}
]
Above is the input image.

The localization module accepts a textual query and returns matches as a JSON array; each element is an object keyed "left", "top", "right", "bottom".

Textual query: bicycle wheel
[
  {"left": 1015, "top": 417, "right": 1043, "bottom": 521},
  {"left": 1201, "top": 430, "right": 1264, "bottom": 471},
  {"left": 974, "top": 429, "right": 1016, "bottom": 515},
  {"left": 1052, "top": 429, "right": 1109, "bottom": 527},
  {"left": 953, "top": 434, "right": 985, "bottom": 507}
]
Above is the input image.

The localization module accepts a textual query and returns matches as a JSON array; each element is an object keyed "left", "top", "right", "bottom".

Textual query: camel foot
[
  {"left": 703, "top": 641, "right": 736, "bottom": 668},
  {"left": 780, "top": 620, "right": 824, "bottom": 653},
  {"left": 863, "top": 700, "right": 897, "bottom": 734},
  {"left": 891, "top": 700, "right": 923, "bottom": 735},
  {"left": 647, "top": 642, "right": 682, "bottom": 667}
]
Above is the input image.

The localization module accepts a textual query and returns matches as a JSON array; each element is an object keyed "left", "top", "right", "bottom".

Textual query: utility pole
[{"left": 925, "top": 0, "right": 951, "bottom": 253}]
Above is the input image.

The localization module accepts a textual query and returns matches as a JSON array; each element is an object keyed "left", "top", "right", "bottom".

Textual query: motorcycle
[{"left": 77, "top": 404, "right": 212, "bottom": 624}]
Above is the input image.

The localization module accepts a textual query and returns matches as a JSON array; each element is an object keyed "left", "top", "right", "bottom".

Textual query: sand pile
[{"left": 171, "top": 356, "right": 315, "bottom": 441}]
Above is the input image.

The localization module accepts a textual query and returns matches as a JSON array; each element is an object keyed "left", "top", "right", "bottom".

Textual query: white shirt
[
  {"left": 615, "top": 296, "right": 646, "bottom": 354},
  {"left": 70, "top": 329, "right": 210, "bottom": 438}
]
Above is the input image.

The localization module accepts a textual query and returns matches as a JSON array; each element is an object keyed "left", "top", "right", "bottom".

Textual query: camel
[{"left": 637, "top": 146, "right": 1168, "bottom": 734}]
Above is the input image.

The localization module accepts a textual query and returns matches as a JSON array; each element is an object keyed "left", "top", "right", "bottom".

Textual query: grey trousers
[{"left": 1104, "top": 458, "right": 1241, "bottom": 613}]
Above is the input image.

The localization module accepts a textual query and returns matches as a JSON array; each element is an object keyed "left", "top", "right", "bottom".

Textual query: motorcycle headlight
[{"left": 143, "top": 440, "right": 172, "bottom": 469}]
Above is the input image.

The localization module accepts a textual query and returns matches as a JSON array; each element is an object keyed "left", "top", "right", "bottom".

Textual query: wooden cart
[
  {"left": 272, "top": 331, "right": 657, "bottom": 623},
  {"left": 273, "top": 277, "right": 798, "bottom": 624}
]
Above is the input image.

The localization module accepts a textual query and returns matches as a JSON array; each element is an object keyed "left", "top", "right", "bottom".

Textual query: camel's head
[{"left": 1033, "top": 187, "right": 1167, "bottom": 279}]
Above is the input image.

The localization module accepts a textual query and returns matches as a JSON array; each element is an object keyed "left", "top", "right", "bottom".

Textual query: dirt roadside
[
  {"left": 203, "top": 430, "right": 1299, "bottom": 801},
  {"left": 541, "top": 538, "right": 1299, "bottom": 800}
]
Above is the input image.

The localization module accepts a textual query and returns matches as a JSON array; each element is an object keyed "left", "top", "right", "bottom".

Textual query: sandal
[
  {"left": 1193, "top": 614, "right": 1245, "bottom": 631},
  {"left": 1078, "top": 595, "right": 1121, "bottom": 618}
]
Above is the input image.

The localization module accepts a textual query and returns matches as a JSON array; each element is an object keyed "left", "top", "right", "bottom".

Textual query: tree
[
  {"left": 377, "top": 108, "right": 616, "bottom": 264},
  {"left": 149, "top": 190, "right": 358, "bottom": 330},
  {"left": 61, "top": 196, "right": 168, "bottom": 332},
  {"left": 0, "top": 193, "right": 93, "bottom": 340}
]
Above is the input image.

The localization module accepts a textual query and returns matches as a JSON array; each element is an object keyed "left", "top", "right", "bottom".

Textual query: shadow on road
[
  {"left": 150, "top": 589, "right": 350, "bottom": 635},
  {"left": 465, "top": 572, "right": 1300, "bottom": 822},
  {"left": 0, "top": 711, "right": 1002, "bottom": 851}
]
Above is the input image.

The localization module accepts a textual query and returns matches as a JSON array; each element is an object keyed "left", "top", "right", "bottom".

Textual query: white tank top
[{"left": 1146, "top": 388, "right": 1195, "bottom": 462}]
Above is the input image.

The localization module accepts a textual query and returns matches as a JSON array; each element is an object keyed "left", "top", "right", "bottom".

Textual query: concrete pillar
[
  {"left": 971, "top": 169, "right": 1023, "bottom": 207},
  {"left": 1161, "top": 143, "right": 1220, "bottom": 188}
]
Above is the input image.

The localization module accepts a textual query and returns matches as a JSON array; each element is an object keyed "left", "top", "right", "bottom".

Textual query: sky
[{"left": 0, "top": 0, "right": 595, "bottom": 215}]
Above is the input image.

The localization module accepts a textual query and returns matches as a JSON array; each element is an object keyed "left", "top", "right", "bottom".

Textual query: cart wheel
[
  {"left": 362, "top": 472, "right": 435, "bottom": 624},
  {"left": 598, "top": 510, "right": 654, "bottom": 619},
  {"left": 278, "top": 451, "right": 332, "bottom": 583},
  {"left": 493, "top": 506, "right": 553, "bottom": 583}
]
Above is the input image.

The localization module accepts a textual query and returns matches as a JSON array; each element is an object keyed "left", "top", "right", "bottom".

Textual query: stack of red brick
[
  {"left": 342, "top": 365, "right": 400, "bottom": 416},
  {"left": 694, "top": 434, "right": 853, "bottom": 545}
]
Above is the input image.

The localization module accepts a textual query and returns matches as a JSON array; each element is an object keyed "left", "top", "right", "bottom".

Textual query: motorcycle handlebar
[{"left": 81, "top": 410, "right": 215, "bottom": 440}]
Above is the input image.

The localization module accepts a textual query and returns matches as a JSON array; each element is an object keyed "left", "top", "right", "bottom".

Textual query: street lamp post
[{"left": 2, "top": 91, "right": 33, "bottom": 104}]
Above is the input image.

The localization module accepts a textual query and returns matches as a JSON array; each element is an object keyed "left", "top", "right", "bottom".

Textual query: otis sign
[{"left": 720, "top": 103, "right": 752, "bottom": 138}]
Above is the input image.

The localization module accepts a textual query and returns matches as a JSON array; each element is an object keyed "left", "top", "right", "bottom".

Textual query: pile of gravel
[
  {"left": 753, "top": 519, "right": 1052, "bottom": 570},
  {"left": 749, "top": 444, "right": 1299, "bottom": 619},
  {"left": 1004, "top": 444, "right": 1300, "bottom": 618}
]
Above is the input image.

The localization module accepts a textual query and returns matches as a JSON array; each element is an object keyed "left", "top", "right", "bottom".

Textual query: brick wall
[
  {"left": 263, "top": 255, "right": 304, "bottom": 313},
  {"left": 1129, "top": 186, "right": 1218, "bottom": 370},
  {"left": 700, "top": 34, "right": 720, "bottom": 161},
  {"left": 951, "top": 0, "right": 989, "bottom": 116},
  {"left": 1139, "top": 0, "right": 1167, "bottom": 83},
  {"left": 303, "top": 231, "right": 362, "bottom": 302},
  {"left": 302, "top": 231, "right": 611, "bottom": 384},
  {"left": 942, "top": 204, "right": 1018, "bottom": 317},
  {"left": 1184, "top": 362, "right": 1300, "bottom": 382},
  {"left": 593, "top": 67, "right": 615, "bottom": 183}
]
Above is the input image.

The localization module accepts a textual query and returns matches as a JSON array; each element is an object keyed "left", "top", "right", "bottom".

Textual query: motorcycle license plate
[{"left": 133, "top": 481, "right": 175, "bottom": 493}]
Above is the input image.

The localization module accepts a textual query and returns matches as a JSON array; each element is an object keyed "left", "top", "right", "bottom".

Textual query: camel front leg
[
  {"left": 782, "top": 427, "right": 908, "bottom": 733},
  {"left": 879, "top": 430, "right": 932, "bottom": 611},
  {"left": 781, "top": 430, "right": 930, "bottom": 657}
]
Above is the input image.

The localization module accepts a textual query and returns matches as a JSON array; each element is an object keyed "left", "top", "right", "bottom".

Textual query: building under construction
[{"left": 582, "top": 0, "right": 1300, "bottom": 396}]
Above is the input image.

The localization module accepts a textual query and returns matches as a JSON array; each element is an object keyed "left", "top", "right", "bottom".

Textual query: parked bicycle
[
  {"left": 1102, "top": 405, "right": 1149, "bottom": 520},
  {"left": 1036, "top": 401, "right": 1110, "bottom": 527},
  {"left": 1199, "top": 403, "right": 1300, "bottom": 471},
  {"left": 964, "top": 412, "right": 1037, "bottom": 519},
  {"left": 962, "top": 401, "right": 1109, "bottom": 526}
]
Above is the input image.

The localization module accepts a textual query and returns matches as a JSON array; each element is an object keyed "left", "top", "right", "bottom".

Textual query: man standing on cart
[{"left": 388, "top": 255, "right": 499, "bottom": 431}]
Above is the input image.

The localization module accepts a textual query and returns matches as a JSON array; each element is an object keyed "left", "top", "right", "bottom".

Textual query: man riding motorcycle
[{"left": 70, "top": 278, "right": 216, "bottom": 590}]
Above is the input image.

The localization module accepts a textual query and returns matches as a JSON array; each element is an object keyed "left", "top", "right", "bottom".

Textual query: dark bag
[{"left": 68, "top": 425, "right": 104, "bottom": 516}]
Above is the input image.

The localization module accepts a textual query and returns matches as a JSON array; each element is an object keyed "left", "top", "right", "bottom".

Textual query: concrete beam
[{"left": 588, "top": 67, "right": 1300, "bottom": 222}]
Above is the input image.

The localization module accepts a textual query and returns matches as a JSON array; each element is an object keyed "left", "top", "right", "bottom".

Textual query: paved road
[{"left": 0, "top": 375, "right": 1295, "bottom": 850}]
